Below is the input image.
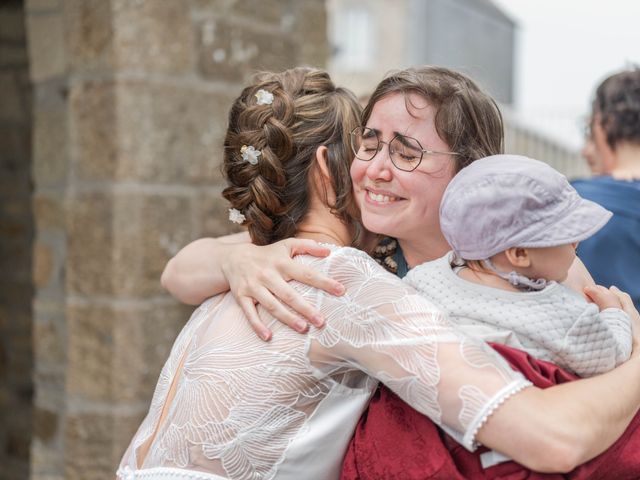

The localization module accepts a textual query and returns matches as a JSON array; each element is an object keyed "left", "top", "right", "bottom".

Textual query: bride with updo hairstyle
[
  {"left": 117, "top": 68, "right": 535, "bottom": 480},
  {"left": 222, "top": 67, "right": 364, "bottom": 247}
]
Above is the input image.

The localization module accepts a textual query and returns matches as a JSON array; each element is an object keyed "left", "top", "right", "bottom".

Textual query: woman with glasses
[{"left": 159, "top": 66, "right": 640, "bottom": 477}]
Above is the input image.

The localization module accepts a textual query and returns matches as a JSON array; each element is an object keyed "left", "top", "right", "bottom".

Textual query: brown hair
[
  {"left": 362, "top": 66, "right": 504, "bottom": 172},
  {"left": 594, "top": 68, "right": 640, "bottom": 149},
  {"left": 222, "top": 67, "right": 363, "bottom": 246}
]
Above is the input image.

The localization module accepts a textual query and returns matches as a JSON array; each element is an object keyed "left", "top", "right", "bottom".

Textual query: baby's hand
[{"left": 583, "top": 285, "right": 624, "bottom": 311}]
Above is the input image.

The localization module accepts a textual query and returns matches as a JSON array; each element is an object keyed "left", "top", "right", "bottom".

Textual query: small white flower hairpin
[
  {"left": 255, "top": 89, "right": 274, "bottom": 105},
  {"left": 241, "top": 145, "right": 261, "bottom": 165},
  {"left": 228, "top": 208, "right": 246, "bottom": 224}
]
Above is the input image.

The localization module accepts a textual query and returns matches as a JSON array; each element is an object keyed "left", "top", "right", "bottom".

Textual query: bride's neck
[
  {"left": 296, "top": 229, "right": 347, "bottom": 246},
  {"left": 296, "top": 207, "right": 351, "bottom": 247}
]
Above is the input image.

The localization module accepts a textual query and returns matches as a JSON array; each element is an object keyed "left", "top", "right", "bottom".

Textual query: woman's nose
[{"left": 365, "top": 145, "right": 393, "bottom": 182}]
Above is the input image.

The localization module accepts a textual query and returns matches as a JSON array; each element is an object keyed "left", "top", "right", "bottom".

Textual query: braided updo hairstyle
[
  {"left": 223, "top": 67, "right": 363, "bottom": 246},
  {"left": 594, "top": 68, "right": 640, "bottom": 149}
]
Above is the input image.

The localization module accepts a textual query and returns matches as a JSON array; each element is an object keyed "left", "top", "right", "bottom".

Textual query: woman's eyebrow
[{"left": 393, "top": 133, "right": 421, "bottom": 149}]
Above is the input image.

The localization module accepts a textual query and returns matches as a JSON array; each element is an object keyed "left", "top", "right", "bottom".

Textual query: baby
[{"left": 405, "top": 154, "right": 632, "bottom": 377}]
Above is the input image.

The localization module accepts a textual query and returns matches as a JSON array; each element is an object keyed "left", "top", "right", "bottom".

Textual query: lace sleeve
[{"left": 308, "top": 249, "right": 532, "bottom": 450}]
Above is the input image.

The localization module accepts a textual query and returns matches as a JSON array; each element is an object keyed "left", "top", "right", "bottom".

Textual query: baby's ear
[{"left": 504, "top": 247, "right": 531, "bottom": 268}]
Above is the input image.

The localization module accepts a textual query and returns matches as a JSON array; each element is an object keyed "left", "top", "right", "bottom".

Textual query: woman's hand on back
[
  {"left": 586, "top": 284, "right": 640, "bottom": 357},
  {"left": 583, "top": 284, "right": 624, "bottom": 310},
  {"left": 220, "top": 238, "right": 346, "bottom": 341},
  {"left": 161, "top": 235, "right": 346, "bottom": 340}
]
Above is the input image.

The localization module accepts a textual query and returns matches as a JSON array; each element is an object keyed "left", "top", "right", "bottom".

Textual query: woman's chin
[{"left": 361, "top": 214, "right": 397, "bottom": 238}]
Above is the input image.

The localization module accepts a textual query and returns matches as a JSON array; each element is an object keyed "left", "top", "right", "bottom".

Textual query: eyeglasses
[{"left": 349, "top": 126, "right": 460, "bottom": 172}]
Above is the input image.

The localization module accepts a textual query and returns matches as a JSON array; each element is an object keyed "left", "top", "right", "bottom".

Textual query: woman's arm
[
  {"left": 161, "top": 233, "right": 249, "bottom": 305},
  {"left": 161, "top": 235, "right": 345, "bottom": 339},
  {"left": 314, "top": 253, "right": 640, "bottom": 473},
  {"left": 480, "top": 352, "right": 640, "bottom": 472},
  {"left": 479, "top": 285, "right": 640, "bottom": 472}
]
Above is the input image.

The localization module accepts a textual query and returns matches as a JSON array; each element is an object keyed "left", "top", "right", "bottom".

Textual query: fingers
[
  {"left": 584, "top": 284, "right": 623, "bottom": 310},
  {"left": 237, "top": 296, "right": 272, "bottom": 341},
  {"left": 249, "top": 285, "right": 310, "bottom": 334},
  {"left": 582, "top": 284, "right": 605, "bottom": 302},
  {"left": 253, "top": 264, "right": 327, "bottom": 326},
  {"left": 285, "top": 238, "right": 332, "bottom": 258},
  {"left": 609, "top": 286, "right": 638, "bottom": 335},
  {"left": 611, "top": 286, "right": 640, "bottom": 357},
  {"left": 226, "top": 238, "right": 345, "bottom": 339},
  {"left": 266, "top": 279, "right": 326, "bottom": 328},
  {"left": 285, "top": 262, "right": 345, "bottom": 297},
  {"left": 610, "top": 286, "right": 634, "bottom": 311}
]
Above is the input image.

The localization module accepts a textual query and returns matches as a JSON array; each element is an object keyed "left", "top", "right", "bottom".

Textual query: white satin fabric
[{"left": 117, "top": 246, "right": 531, "bottom": 480}]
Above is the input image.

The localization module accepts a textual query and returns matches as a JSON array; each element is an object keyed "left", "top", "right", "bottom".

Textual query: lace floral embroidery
[{"left": 118, "top": 247, "right": 531, "bottom": 479}]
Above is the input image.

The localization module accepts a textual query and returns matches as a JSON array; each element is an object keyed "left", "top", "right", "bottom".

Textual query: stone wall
[
  {"left": 0, "top": 1, "right": 34, "bottom": 478},
  {"left": 24, "top": 1, "right": 328, "bottom": 479}
]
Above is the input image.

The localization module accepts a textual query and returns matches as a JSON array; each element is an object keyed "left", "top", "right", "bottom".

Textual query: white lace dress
[{"left": 117, "top": 246, "right": 531, "bottom": 480}]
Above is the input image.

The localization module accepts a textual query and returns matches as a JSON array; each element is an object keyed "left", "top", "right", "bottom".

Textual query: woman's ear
[
  {"left": 311, "top": 145, "right": 336, "bottom": 205},
  {"left": 315, "top": 145, "right": 331, "bottom": 181},
  {"left": 504, "top": 247, "right": 531, "bottom": 268}
]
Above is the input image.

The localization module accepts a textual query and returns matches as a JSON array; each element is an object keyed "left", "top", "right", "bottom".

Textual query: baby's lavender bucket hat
[{"left": 440, "top": 154, "right": 612, "bottom": 260}]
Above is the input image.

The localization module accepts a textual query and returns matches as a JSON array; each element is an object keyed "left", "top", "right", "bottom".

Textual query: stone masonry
[
  {"left": 20, "top": 1, "right": 328, "bottom": 479},
  {"left": 0, "top": 1, "right": 34, "bottom": 479},
  {"left": 0, "top": 1, "right": 33, "bottom": 479}
]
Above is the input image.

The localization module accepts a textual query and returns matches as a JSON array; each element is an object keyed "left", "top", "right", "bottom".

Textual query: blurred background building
[
  {"left": 327, "top": 0, "right": 586, "bottom": 177},
  {"left": 329, "top": 0, "right": 515, "bottom": 104},
  {"left": 0, "top": 0, "right": 591, "bottom": 479}
]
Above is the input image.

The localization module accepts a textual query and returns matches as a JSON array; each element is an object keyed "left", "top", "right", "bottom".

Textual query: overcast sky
[{"left": 491, "top": 0, "right": 640, "bottom": 149}]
